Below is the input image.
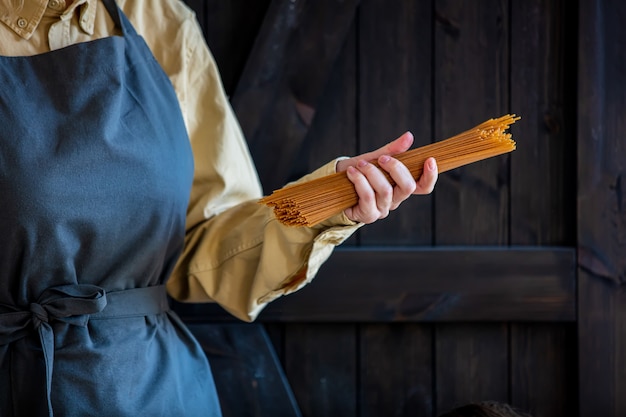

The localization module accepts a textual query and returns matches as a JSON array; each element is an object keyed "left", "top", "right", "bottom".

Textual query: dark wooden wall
[{"left": 174, "top": 1, "right": 625, "bottom": 416}]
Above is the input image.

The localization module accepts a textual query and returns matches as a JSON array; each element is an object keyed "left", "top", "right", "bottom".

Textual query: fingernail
[
  {"left": 427, "top": 158, "right": 436, "bottom": 171},
  {"left": 357, "top": 159, "right": 368, "bottom": 168},
  {"left": 347, "top": 166, "right": 357, "bottom": 175},
  {"left": 379, "top": 155, "right": 390, "bottom": 164}
]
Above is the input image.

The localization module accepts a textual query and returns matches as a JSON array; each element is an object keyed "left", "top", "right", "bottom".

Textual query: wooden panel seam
[{"left": 174, "top": 246, "right": 576, "bottom": 323}]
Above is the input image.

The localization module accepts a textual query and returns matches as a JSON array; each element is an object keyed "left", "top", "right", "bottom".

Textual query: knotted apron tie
[{"left": 0, "top": 284, "right": 169, "bottom": 417}]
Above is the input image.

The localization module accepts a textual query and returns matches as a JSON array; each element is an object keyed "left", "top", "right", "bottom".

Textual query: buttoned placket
[
  {"left": 0, "top": 0, "right": 46, "bottom": 39},
  {"left": 0, "top": 0, "right": 97, "bottom": 47}
]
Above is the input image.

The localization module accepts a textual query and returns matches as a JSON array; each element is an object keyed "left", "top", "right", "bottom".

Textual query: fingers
[
  {"left": 345, "top": 163, "right": 390, "bottom": 224},
  {"left": 415, "top": 157, "right": 438, "bottom": 195},
  {"left": 378, "top": 155, "right": 417, "bottom": 209},
  {"left": 337, "top": 133, "right": 438, "bottom": 224},
  {"left": 343, "top": 156, "right": 438, "bottom": 224},
  {"left": 369, "top": 131, "right": 414, "bottom": 159}
]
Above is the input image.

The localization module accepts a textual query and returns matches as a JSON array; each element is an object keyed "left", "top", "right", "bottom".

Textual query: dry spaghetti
[{"left": 260, "top": 114, "right": 520, "bottom": 227}]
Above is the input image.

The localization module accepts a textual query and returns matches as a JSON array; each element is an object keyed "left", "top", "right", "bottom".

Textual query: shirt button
[
  {"left": 50, "top": 0, "right": 59, "bottom": 7},
  {"left": 16, "top": 17, "right": 27, "bottom": 28}
]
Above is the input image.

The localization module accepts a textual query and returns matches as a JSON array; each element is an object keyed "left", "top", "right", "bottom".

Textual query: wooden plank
[
  {"left": 434, "top": 0, "right": 510, "bottom": 245},
  {"left": 508, "top": 3, "right": 579, "bottom": 416},
  {"left": 432, "top": 3, "right": 511, "bottom": 413},
  {"left": 510, "top": 323, "right": 577, "bottom": 417},
  {"left": 357, "top": 0, "right": 434, "bottom": 245},
  {"left": 360, "top": 324, "right": 433, "bottom": 417},
  {"left": 230, "top": 0, "right": 360, "bottom": 193},
  {"left": 288, "top": 2, "right": 359, "bottom": 249},
  {"left": 280, "top": 248, "right": 574, "bottom": 323},
  {"left": 275, "top": 15, "right": 360, "bottom": 417},
  {"left": 577, "top": 0, "right": 626, "bottom": 416},
  {"left": 229, "top": 0, "right": 306, "bottom": 149},
  {"left": 173, "top": 247, "right": 576, "bottom": 322},
  {"left": 510, "top": 0, "right": 576, "bottom": 246},
  {"left": 202, "top": 0, "right": 271, "bottom": 96},
  {"left": 435, "top": 324, "right": 509, "bottom": 414},
  {"left": 283, "top": 324, "right": 357, "bottom": 417},
  {"left": 186, "top": 323, "right": 302, "bottom": 417}
]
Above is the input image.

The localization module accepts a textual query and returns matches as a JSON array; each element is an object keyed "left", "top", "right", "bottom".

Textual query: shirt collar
[{"left": 0, "top": 0, "right": 97, "bottom": 40}]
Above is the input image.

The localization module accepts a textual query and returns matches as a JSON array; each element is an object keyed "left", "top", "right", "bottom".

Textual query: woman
[{"left": 0, "top": 0, "right": 438, "bottom": 415}]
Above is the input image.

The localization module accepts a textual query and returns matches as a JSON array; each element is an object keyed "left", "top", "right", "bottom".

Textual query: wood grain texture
[
  {"left": 510, "top": 0, "right": 576, "bottom": 246},
  {"left": 358, "top": 0, "right": 434, "bottom": 246},
  {"left": 577, "top": 0, "right": 626, "bottom": 416},
  {"left": 201, "top": 0, "right": 270, "bottom": 95},
  {"left": 180, "top": 2, "right": 582, "bottom": 416},
  {"left": 283, "top": 324, "right": 358, "bottom": 417},
  {"left": 173, "top": 247, "right": 576, "bottom": 322},
  {"left": 432, "top": 4, "right": 511, "bottom": 410},
  {"left": 507, "top": 3, "right": 578, "bottom": 415},
  {"left": 510, "top": 324, "right": 577, "bottom": 417},
  {"left": 360, "top": 324, "right": 433, "bottom": 417},
  {"left": 435, "top": 324, "right": 509, "bottom": 414},
  {"left": 230, "top": 0, "right": 360, "bottom": 193},
  {"left": 434, "top": 0, "right": 510, "bottom": 245},
  {"left": 289, "top": 3, "right": 358, "bottom": 199}
]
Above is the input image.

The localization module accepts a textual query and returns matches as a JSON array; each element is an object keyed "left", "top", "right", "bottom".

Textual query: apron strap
[
  {"left": 101, "top": 0, "right": 143, "bottom": 38},
  {"left": 0, "top": 284, "right": 170, "bottom": 417},
  {"left": 101, "top": 0, "right": 123, "bottom": 33},
  {"left": 92, "top": 285, "right": 170, "bottom": 319}
]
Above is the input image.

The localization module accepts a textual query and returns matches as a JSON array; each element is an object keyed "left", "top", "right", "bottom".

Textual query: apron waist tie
[{"left": 0, "top": 284, "right": 170, "bottom": 417}]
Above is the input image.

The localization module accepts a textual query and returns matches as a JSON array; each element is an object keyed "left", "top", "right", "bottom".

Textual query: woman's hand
[{"left": 335, "top": 132, "right": 438, "bottom": 224}]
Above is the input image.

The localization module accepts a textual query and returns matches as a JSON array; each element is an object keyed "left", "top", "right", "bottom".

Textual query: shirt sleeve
[{"left": 161, "top": 11, "right": 363, "bottom": 322}]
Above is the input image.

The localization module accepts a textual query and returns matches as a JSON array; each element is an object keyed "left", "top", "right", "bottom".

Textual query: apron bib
[{"left": 0, "top": 1, "right": 220, "bottom": 415}]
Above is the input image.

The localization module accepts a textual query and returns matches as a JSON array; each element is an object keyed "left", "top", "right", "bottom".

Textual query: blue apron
[{"left": 0, "top": 1, "right": 221, "bottom": 415}]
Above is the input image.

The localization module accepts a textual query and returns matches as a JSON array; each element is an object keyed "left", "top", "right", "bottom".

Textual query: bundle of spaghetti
[{"left": 260, "top": 114, "right": 520, "bottom": 227}]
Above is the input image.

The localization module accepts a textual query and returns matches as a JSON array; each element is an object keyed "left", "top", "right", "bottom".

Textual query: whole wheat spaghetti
[{"left": 260, "top": 114, "right": 520, "bottom": 227}]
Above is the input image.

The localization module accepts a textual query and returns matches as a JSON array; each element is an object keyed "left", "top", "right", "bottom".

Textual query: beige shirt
[{"left": 0, "top": 0, "right": 361, "bottom": 321}]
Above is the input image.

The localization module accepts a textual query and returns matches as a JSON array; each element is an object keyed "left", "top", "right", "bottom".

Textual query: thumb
[
  {"left": 364, "top": 131, "right": 414, "bottom": 160},
  {"left": 336, "top": 132, "right": 414, "bottom": 173}
]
